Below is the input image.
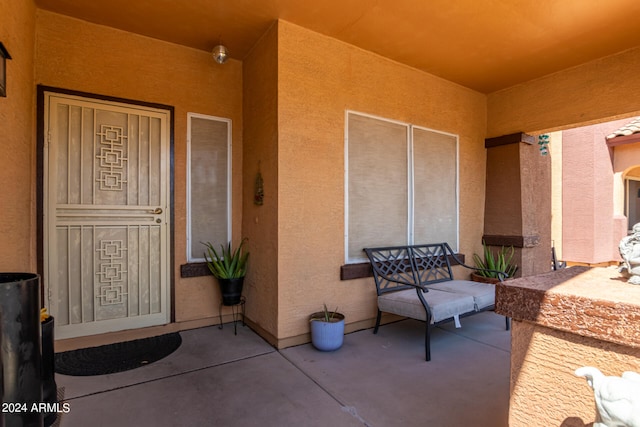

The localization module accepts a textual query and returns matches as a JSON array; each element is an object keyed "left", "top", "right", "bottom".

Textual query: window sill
[{"left": 180, "top": 262, "right": 211, "bottom": 278}]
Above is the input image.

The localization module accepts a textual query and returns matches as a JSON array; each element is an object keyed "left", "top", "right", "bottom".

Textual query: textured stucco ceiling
[{"left": 35, "top": 0, "right": 640, "bottom": 93}]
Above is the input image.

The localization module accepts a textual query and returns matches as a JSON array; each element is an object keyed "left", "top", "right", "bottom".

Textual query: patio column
[{"left": 483, "top": 132, "right": 551, "bottom": 277}]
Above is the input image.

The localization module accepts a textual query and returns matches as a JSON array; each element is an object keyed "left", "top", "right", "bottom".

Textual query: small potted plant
[
  {"left": 203, "top": 239, "right": 249, "bottom": 306},
  {"left": 309, "top": 304, "right": 345, "bottom": 351},
  {"left": 471, "top": 241, "right": 518, "bottom": 283}
]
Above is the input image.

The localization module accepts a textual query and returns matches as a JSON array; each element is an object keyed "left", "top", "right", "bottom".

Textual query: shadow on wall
[{"left": 560, "top": 417, "right": 593, "bottom": 427}]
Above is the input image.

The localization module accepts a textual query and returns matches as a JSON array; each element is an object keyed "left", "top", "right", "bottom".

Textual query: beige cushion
[
  {"left": 428, "top": 280, "right": 495, "bottom": 311},
  {"left": 378, "top": 288, "right": 475, "bottom": 323}
]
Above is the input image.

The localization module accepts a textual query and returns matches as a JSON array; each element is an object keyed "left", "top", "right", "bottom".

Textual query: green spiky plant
[
  {"left": 472, "top": 241, "right": 518, "bottom": 279},
  {"left": 203, "top": 239, "right": 249, "bottom": 279},
  {"left": 310, "top": 304, "right": 340, "bottom": 323}
]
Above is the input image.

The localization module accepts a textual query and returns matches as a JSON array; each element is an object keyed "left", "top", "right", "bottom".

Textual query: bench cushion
[
  {"left": 428, "top": 280, "right": 495, "bottom": 311},
  {"left": 378, "top": 288, "right": 475, "bottom": 324}
]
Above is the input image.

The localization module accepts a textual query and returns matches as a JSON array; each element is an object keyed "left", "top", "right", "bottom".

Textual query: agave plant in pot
[
  {"left": 203, "top": 239, "right": 249, "bottom": 306},
  {"left": 471, "top": 241, "right": 518, "bottom": 284}
]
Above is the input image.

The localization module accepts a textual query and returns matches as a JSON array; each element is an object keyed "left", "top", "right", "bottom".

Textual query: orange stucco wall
[
  {"left": 488, "top": 48, "right": 640, "bottom": 425},
  {"left": 11, "top": 8, "right": 640, "bottom": 349},
  {"left": 242, "top": 23, "right": 280, "bottom": 342},
  {"left": 510, "top": 320, "right": 640, "bottom": 427},
  {"left": 487, "top": 47, "right": 640, "bottom": 269},
  {"left": 487, "top": 46, "right": 640, "bottom": 137},
  {"left": 35, "top": 10, "right": 244, "bottom": 324},
  {"left": 8, "top": 8, "right": 489, "bottom": 347},
  {"left": 0, "top": 0, "right": 36, "bottom": 271},
  {"left": 496, "top": 266, "right": 640, "bottom": 425},
  {"left": 275, "top": 21, "right": 488, "bottom": 343}
]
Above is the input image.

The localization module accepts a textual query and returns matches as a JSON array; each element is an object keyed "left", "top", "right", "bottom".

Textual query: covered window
[
  {"left": 345, "top": 111, "right": 458, "bottom": 263},
  {"left": 187, "top": 113, "right": 231, "bottom": 262}
]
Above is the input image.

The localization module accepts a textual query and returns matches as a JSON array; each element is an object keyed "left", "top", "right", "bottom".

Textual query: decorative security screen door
[{"left": 44, "top": 92, "right": 171, "bottom": 339}]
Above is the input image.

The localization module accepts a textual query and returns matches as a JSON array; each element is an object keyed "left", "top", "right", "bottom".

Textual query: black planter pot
[
  {"left": 219, "top": 277, "right": 244, "bottom": 306},
  {"left": 0, "top": 273, "right": 43, "bottom": 427},
  {"left": 41, "top": 316, "right": 57, "bottom": 427}
]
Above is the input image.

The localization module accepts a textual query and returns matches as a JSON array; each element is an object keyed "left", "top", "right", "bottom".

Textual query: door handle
[{"left": 150, "top": 207, "right": 163, "bottom": 214}]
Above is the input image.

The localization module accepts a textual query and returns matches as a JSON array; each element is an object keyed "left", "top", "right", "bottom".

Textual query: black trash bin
[
  {"left": 40, "top": 315, "right": 57, "bottom": 427},
  {"left": 1, "top": 317, "right": 3, "bottom": 427},
  {"left": 0, "top": 273, "right": 43, "bottom": 427}
]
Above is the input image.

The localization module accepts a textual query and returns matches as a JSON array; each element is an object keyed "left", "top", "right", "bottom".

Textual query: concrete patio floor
[{"left": 54, "top": 311, "right": 510, "bottom": 427}]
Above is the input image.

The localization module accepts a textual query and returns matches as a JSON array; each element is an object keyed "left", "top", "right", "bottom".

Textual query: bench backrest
[{"left": 364, "top": 243, "right": 456, "bottom": 295}]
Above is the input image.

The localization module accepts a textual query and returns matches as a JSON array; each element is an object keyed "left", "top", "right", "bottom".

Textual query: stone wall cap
[{"left": 496, "top": 266, "right": 640, "bottom": 348}]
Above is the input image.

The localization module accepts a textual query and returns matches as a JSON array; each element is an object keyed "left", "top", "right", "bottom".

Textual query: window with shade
[
  {"left": 345, "top": 111, "right": 459, "bottom": 263},
  {"left": 187, "top": 113, "right": 232, "bottom": 262}
]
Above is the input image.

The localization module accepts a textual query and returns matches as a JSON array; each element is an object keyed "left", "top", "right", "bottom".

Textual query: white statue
[
  {"left": 575, "top": 366, "right": 640, "bottom": 427},
  {"left": 619, "top": 223, "right": 640, "bottom": 285}
]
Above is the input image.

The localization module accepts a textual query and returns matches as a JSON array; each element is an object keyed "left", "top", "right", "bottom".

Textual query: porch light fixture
[
  {"left": 212, "top": 44, "right": 229, "bottom": 65},
  {"left": 0, "top": 42, "right": 11, "bottom": 97}
]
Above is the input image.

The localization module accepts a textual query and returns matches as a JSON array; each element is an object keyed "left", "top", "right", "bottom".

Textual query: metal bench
[{"left": 363, "top": 243, "right": 509, "bottom": 361}]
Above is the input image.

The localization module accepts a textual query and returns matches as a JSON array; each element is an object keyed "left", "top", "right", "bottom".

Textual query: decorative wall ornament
[
  {"left": 254, "top": 170, "right": 264, "bottom": 205},
  {"left": 0, "top": 42, "right": 11, "bottom": 97},
  {"left": 575, "top": 366, "right": 640, "bottom": 427},
  {"left": 619, "top": 223, "right": 640, "bottom": 284},
  {"left": 538, "top": 134, "right": 550, "bottom": 155}
]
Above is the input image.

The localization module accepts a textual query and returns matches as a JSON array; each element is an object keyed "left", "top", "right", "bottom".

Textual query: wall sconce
[
  {"left": 212, "top": 44, "right": 229, "bottom": 65},
  {"left": 0, "top": 42, "right": 11, "bottom": 97}
]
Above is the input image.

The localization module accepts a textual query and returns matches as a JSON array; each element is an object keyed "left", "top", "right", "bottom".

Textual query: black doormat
[{"left": 55, "top": 332, "right": 182, "bottom": 376}]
